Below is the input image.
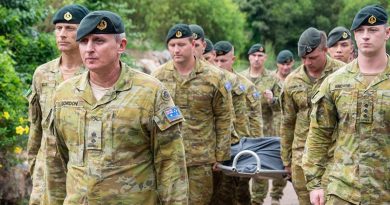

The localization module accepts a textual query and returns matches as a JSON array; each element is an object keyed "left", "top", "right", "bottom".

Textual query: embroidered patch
[
  {"left": 224, "top": 82, "right": 232, "bottom": 92},
  {"left": 253, "top": 91, "right": 260, "bottom": 100},
  {"left": 239, "top": 84, "right": 246, "bottom": 92},
  {"left": 162, "top": 89, "right": 171, "bottom": 101},
  {"left": 164, "top": 106, "right": 182, "bottom": 122}
]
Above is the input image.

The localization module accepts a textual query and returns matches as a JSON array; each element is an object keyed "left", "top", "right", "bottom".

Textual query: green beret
[
  {"left": 214, "top": 41, "right": 233, "bottom": 56},
  {"left": 298, "top": 27, "right": 322, "bottom": 57},
  {"left": 166, "top": 24, "right": 193, "bottom": 44},
  {"left": 248, "top": 43, "right": 265, "bottom": 55},
  {"left": 204, "top": 38, "right": 214, "bottom": 54},
  {"left": 189, "top": 24, "right": 205, "bottom": 40},
  {"left": 351, "top": 4, "right": 388, "bottom": 31},
  {"left": 276, "top": 50, "right": 294, "bottom": 64},
  {"left": 52, "top": 4, "right": 89, "bottom": 24},
  {"left": 327, "top": 26, "right": 351, "bottom": 48},
  {"left": 76, "top": 11, "right": 125, "bottom": 41}
]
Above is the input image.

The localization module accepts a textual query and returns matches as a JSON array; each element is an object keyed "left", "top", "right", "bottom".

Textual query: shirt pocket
[{"left": 292, "top": 88, "right": 308, "bottom": 110}]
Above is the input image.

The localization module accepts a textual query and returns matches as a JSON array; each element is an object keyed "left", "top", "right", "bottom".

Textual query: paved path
[{"left": 263, "top": 179, "right": 299, "bottom": 205}]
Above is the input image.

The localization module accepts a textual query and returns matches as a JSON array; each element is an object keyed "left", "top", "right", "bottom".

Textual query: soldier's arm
[
  {"left": 26, "top": 74, "right": 43, "bottom": 175},
  {"left": 302, "top": 81, "right": 336, "bottom": 191},
  {"left": 247, "top": 86, "right": 264, "bottom": 137},
  {"left": 280, "top": 86, "right": 296, "bottom": 166},
  {"left": 46, "top": 103, "right": 68, "bottom": 205},
  {"left": 152, "top": 87, "right": 188, "bottom": 205},
  {"left": 213, "top": 85, "right": 232, "bottom": 162}
]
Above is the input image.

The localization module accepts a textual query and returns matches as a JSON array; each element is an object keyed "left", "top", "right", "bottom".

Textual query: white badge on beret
[{"left": 64, "top": 12, "right": 72, "bottom": 21}]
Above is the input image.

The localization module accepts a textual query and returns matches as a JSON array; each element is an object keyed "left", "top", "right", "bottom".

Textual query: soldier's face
[
  {"left": 167, "top": 38, "right": 194, "bottom": 64},
  {"left": 354, "top": 25, "right": 390, "bottom": 57},
  {"left": 54, "top": 23, "right": 79, "bottom": 52},
  {"left": 301, "top": 47, "right": 327, "bottom": 73},
  {"left": 327, "top": 39, "right": 354, "bottom": 63},
  {"left": 214, "top": 51, "right": 235, "bottom": 71},
  {"left": 78, "top": 34, "right": 127, "bottom": 71},
  {"left": 276, "top": 60, "right": 294, "bottom": 78},
  {"left": 193, "top": 39, "right": 206, "bottom": 59},
  {"left": 248, "top": 52, "right": 267, "bottom": 69},
  {"left": 203, "top": 51, "right": 216, "bottom": 64}
]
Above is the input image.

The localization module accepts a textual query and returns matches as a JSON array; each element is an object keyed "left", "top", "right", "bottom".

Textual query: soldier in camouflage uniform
[
  {"left": 241, "top": 44, "right": 280, "bottom": 205},
  {"left": 280, "top": 27, "right": 345, "bottom": 205},
  {"left": 26, "top": 4, "right": 89, "bottom": 205},
  {"left": 303, "top": 5, "right": 390, "bottom": 205},
  {"left": 152, "top": 24, "right": 232, "bottom": 205},
  {"left": 203, "top": 38, "right": 216, "bottom": 64},
  {"left": 327, "top": 26, "right": 354, "bottom": 63},
  {"left": 46, "top": 11, "right": 189, "bottom": 204},
  {"left": 211, "top": 41, "right": 262, "bottom": 205}
]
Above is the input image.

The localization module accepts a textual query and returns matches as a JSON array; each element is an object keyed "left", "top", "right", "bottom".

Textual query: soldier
[
  {"left": 327, "top": 26, "right": 354, "bottom": 63},
  {"left": 203, "top": 38, "right": 216, "bottom": 64},
  {"left": 152, "top": 24, "right": 232, "bottom": 205},
  {"left": 211, "top": 40, "right": 262, "bottom": 205},
  {"left": 241, "top": 43, "right": 276, "bottom": 205},
  {"left": 26, "top": 4, "right": 89, "bottom": 205},
  {"left": 303, "top": 4, "right": 390, "bottom": 205},
  {"left": 46, "top": 11, "right": 188, "bottom": 204},
  {"left": 280, "top": 27, "right": 345, "bottom": 205},
  {"left": 189, "top": 24, "right": 207, "bottom": 59}
]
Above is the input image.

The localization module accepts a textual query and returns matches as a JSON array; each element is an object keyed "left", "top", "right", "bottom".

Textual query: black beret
[
  {"left": 204, "top": 38, "right": 214, "bottom": 54},
  {"left": 166, "top": 24, "right": 193, "bottom": 44},
  {"left": 214, "top": 41, "right": 233, "bottom": 56},
  {"left": 76, "top": 11, "right": 125, "bottom": 41},
  {"left": 276, "top": 50, "right": 294, "bottom": 64},
  {"left": 351, "top": 4, "right": 388, "bottom": 31},
  {"left": 298, "top": 27, "right": 322, "bottom": 57},
  {"left": 52, "top": 4, "right": 89, "bottom": 24},
  {"left": 327, "top": 26, "right": 351, "bottom": 48},
  {"left": 189, "top": 24, "right": 205, "bottom": 40},
  {"left": 248, "top": 43, "right": 265, "bottom": 55}
]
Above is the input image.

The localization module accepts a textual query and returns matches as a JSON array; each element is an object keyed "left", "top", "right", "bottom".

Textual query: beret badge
[
  {"left": 259, "top": 47, "right": 264, "bottom": 52},
  {"left": 64, "top": 12, "right": 72, "bottom": 21},
  {"left": 175, "top": 31, "right": 182, "bottom": 38},
  {"left": 342, "top": 32, "right": 348, "bottom": 39},
  {"left": 192, "top": 33, "right": 197, "bottom": 39},
  {"left": 306, "top": 46, "right": 312, "bottom": 53},
  {"left": 368, "top": 15, "right": 377, "bottom": 24},
  {"left": 97, "top": 20, "right": 107, "bottom": 30}
]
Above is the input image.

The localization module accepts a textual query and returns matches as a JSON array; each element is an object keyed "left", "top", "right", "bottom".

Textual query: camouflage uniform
[
  {"left": 47, "top": 63, "right": 189, "bottom": 204},
  {"left": 303, "top": 59, "right": 390, "bottom": 204},
  {"left": 280, "top": 56, "right": 344, "bottom": 204},
  {"left": 241, "top": 68, "right": 278, "bottom": 204},
  {"left": 27, "top": 58, "right": 85, "bottom": 205},
  {"left": 153, "top": 59, "right": 232, "bottom": 205}
]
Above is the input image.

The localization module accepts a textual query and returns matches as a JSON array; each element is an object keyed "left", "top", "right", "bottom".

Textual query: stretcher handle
[{"left": 232, "top": 150, "right": 261, "bottom": 173}]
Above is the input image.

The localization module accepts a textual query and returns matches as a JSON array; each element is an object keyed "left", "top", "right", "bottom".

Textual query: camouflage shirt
[
  {"left": 303, "top": 58, "right": 390, "bottom": 204},
  {"left": 269, "top": 74, "right": 284, "bottom": 136},
  {"left": 153, "top": 59, "right": 232, "bottom": 166},
  {"left": 280, "top": 56, "right": 344, "bottom": 167},
  {"left": 241, "top": 68, "right": 276, "bottom": 136},
  {"left": 47, "top": 63, "right": 188, "bottom": 205}
]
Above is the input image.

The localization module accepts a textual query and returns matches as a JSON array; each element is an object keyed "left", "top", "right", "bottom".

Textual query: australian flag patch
[
  {"left": 225, "top": 82, "right": 232, "bottom": 92},
  {"left": 164, "top": 106, "right": 182, "bottom": 122}
]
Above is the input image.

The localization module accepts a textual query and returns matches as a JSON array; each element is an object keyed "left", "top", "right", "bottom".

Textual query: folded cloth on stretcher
[{"left": 218, "top": 137, "right": 287, "bottom": 179}]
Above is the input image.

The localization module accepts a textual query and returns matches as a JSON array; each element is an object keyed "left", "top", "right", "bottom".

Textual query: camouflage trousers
[
  {"left": 291, "top": 163, "right": 311, "bottom": 205},
  {"left": 210, "top": 171, "right": 251, "bottom": 205},
  {"left": 188, "top": 165, "right": 213, "bottom": 205},
  {"left": 251, "top": 178, "right": 287, "bottom": 204},
  {"left": 29, "top": 151, "right": 48, "bottom": 205},
  {"left": 326, "top": 194, "right": 355, "bottom": 205}
]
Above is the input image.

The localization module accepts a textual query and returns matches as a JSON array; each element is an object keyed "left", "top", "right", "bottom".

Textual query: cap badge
[
  {"left": 217, "top": 50, "right": 223, "bottom": 55},
  {"left": 306, "top": 46, "right": 312, "bottom": 53},
  {"left": 259, "top": 47, "right": 264, "bottom": 52},
  {"left": 192, "top": 33, "right": 198, "bottom": 39},
  {"left": 64, "top": 12, "right": 72, "bottom": 21},
  {"left": 97, "top": 20, "right": 107, "bottom": 30},
  {"left": 175, "top": 30, "right": 182, "bottom": 38},
  {"left": 368, "top": 15, "right": 376, "bottom": 24},
  {"left": 342, "top": 32, "right": 348, "bottom": 39}
]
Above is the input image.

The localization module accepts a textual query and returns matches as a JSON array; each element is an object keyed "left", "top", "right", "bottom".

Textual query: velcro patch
[
  {"left": 239, "top": 84, "right": 246, "bottom": 92},
  {"left": 225, "top": 82, "right": 232, "bottom": 92},
  {"left": 253, "top": 91, "right": 260, "bottom": 100},
  {"left": 164, "top": 106, "right": 182, "bottom": 122}
]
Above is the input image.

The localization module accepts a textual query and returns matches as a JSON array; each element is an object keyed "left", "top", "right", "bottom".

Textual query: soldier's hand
[
  {"left": 212, "top": 162, "right": 222, "bottom": 171},
  {"left": 310, "top": 189, "right": 325, "bottom": 205},
  {"left": 263, "top": 89, "right": 274, "bottom": 103}
]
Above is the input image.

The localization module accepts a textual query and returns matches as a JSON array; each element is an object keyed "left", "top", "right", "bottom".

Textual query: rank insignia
[
  {"left": 176, "top": 30, "right": 182, "bottom": 38},
  {"left": 224, "top": 82, "right": 232, "bottom": 92},
  {"left": 164, "top": 106, "right": 182, "bottom": 122},
  {"left": 342, "top": 32, "right": 348, "bottom": 39},
  {"left": 97, "top": 20, "right": 107, "bottom": 30},
  {"left": 64, "top": 12, "right": 72, "bottom": 21},
  {"left": 368, "top": 15, "right": 376, "bottom": 24}
]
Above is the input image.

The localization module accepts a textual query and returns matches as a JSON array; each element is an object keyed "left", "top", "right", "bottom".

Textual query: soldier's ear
[{"left": 118, "top": 38, "right": 127, "bottom": 54}]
